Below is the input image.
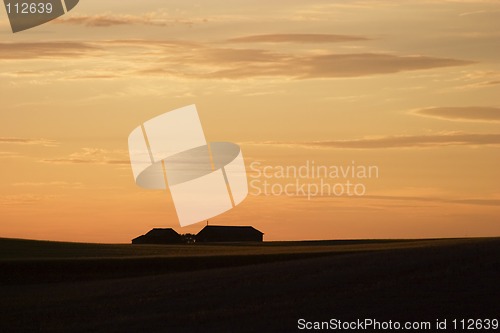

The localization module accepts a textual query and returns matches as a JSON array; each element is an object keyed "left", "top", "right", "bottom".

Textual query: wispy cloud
[
  {"left": 65, "top": 74, "right": 121, "bottom": 80},
  {"left": 0, "top": 194, "right": 43, "bottom": 206},
  {"left": 12, "top": 181, "right": 84, "bottom": 189},
  {"left": 227, "top": 33, "right": 370, "bottom": 44},
  {"left": 54, "top": 13, "right": 202, "bottom": 28},
  {"left": 0, "top": 42, "right": 100, "bottom": 60},
  {"left": 413, "top": 107, "right": 500, "bottom": 122},
  {"left": 365, "top": 195, "right": 500, "bottom": 207},
  {"left": 451, "top": 199, "right": 500, "bottom": 206},
  {"left": 0, "top": 38, "right": 474, "bottom": 81},
  {"left": 0, "top": 151, "right": 22, "bottom": 159},
  {"left": 0, "top": 137, "right": 58, "bottom": 147},
  {"left": 245, "top": 132, "right": 500, "bottom": 149},
  {"left": 41, "top": 148, "right": 129, "bottom": 165},
  {"left": 145, "top": 51, "right": 473, "bottom": 80}
]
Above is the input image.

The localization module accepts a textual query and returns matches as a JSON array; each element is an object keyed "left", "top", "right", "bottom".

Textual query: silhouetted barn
[
  {"left": 132, "top": 228, "right": 182, "bottom": 245},
  {"left": 196, "top": 226, "right": 264, "bottom": 243}
]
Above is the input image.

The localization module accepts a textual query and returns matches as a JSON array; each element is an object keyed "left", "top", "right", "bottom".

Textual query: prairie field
[{"left": 0, "top": 237, "right": 499, "bottom": 332}]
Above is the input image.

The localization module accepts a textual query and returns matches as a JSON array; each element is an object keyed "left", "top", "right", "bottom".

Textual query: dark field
[{"left": 0, "top": 237, "right": 499, "bottom": 332}]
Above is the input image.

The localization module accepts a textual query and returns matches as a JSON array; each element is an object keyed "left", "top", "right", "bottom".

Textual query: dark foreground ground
[{"left": 0, "top": 238, "right": 499, "bottom": 332}]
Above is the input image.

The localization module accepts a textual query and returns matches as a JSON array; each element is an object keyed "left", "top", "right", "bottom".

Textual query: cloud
[
  {"left": 0, "top": 194, "right": 64, "bottom": 206},
  {"left": 227, "top": 34, "right": 370, "bottom": 44},
  {"left": 65, "top": 74, "right": 120, "bottom": 80},
  {"left": 444, "top": 71, "right": 500, "bottom": 91},
  {"left": 192, "top": 48, "right": 287, "bottom": 65},
  {"left": 298, "top": 53, "right": 472, "bottom": 79},
  {"left": 365, "top": 195, "right": 500, "bottom": 207},
  {"left": 451, "top": 199, "right": 500, "bottom": 206},
  {"left": 246, "top": 132, "right": 500, "bottom": 149},
  {"left": 41, "top": 148, "right": 129, "bottom": 165},
  {"left": 12, "top": 181, "right": 84, "bottom": 189},
  {"left": 0, "top": 42, "right": 100, "bottom": 60},
  {"left": 0, "top": 39, "right": 474, "bottom": 80},
  {"left": 143, "top": 50, "right": 473, "bottom": 79},
  {"left": 54, "top": 13, "right": 202, "bottom": 27},
  {"left": 0, "top": 137, "right": 57, "bottom": 146},
  {"left": 0, "top": 194, "right": 43, "bottom": 206},
  {"left": 459, "top": 9, "right": 500, "bottom": 17},
  {"left": 0, "top": 152, "right": 22, "bottom": 159},
  {"left": 414, "top": 107, "right": 500, "bottom": 122}
]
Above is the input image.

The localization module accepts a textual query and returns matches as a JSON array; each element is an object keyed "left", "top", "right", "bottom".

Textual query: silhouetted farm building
[
  {"left": 132, "top": 228, "right": 182, "bottom": 245},
  {"left": 196, "top": 225, "right": 264, "bottom": 243}
]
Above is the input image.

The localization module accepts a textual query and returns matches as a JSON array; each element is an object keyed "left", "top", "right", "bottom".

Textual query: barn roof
[
  {"left": 144, "top": 228, "right": 180, "bottom": 237},
  {"left": 132, "top": 228, "right": 180, "bottom": 243},
  {"left": 197, "top": 225, "right": 263, "bottom": 237}
]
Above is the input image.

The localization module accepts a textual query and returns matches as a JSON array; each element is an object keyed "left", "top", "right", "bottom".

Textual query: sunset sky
[{"left": 1, "top": 0, "right": 499, "bottom": 243}]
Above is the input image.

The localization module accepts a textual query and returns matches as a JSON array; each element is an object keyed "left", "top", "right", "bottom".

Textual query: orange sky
[{"left": 1, "top": 0, "right": 499, "bottom": 243}]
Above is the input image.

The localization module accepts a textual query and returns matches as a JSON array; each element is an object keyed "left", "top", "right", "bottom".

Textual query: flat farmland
[{"left": 0, "top": 237, "right": 499, "bottom": 332}]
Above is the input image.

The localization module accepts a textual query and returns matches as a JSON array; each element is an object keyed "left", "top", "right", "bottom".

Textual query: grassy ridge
[
  {"left": 0, "top": 237, "right": 481, "bottom": 260},
  {"left": 0, "top": 237, "right": 498, "bottom": 285},
  {"left": 0, "top": 237, "right": 499, "bottom": 332},
  {"left": 0, "top": 251, "right": 346, "bottom": 285}
]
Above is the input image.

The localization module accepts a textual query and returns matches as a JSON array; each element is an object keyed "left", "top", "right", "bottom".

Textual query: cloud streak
[
  {"left": 246, "top": 132, "right": 500, "bottom": 149},
  {"left": 414, "top": 107, "right": 500, "bottom": 122},
  {"left": 0, "top": 152, "right": 22, "bottom": 159},
  {"left": 0, "top": 194, "right": 43, "bottom": 206},
  {"left": 54, "top": 14, "right": 201, "bottom": 28},
  {"left": 0, "top": 39, "right": 474, "bottom": 80},
  {"left": 365, "top": 195, "right": 500, "bottom": 207},
  {"left": 41, "top": 148, "right": 129, "bottom": 165},
  {"left": 0, "top": 137, "right": 57, "bottom": 146},
  {"left": 12, "top": 181, "right": 84, "bottom": 189},
  {"left": 0, "top": 42, "right": 100, "bottom": 60},
  {"left": 227, "top": 34, "right": 370, "bottom": 44},
  {"left": 148, "top": 51, "right": 473, "bottom": 80}
]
